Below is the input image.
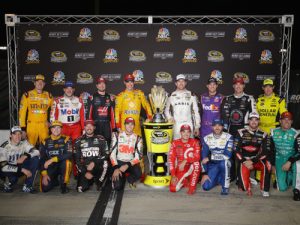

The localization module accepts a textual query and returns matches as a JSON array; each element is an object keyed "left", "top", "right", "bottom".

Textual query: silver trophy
[{"left": 149, "top": 85, "right": 168, "bottom": 123}]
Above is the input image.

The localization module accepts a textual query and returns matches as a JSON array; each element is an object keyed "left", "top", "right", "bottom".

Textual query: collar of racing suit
[
  {"left": 233, "top": 92, "right": 245, "bottom": 99},
  {"left": 50, "top": 134, "right": 62, "bottom": 140}
]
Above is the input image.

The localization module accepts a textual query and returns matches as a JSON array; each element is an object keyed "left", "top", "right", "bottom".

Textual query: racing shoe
[
  {"left": 61, "top": 183, "right": 69, "bottom": 194},
  {"left": 3, "top": 182, "right": 13, "bottom": 193},
  {"left": 129, "top": 182, "right": 137, "bottom": 189},
  {"left": 77, "top": 186, "right": 83, "bottom": 193},
  {"left": 221, "top": 187, "right": 229, "bottom": 195},
  {"left": 247, "top": 189, "right": 253, "bottom": 197},
  {"left": 250, "top": 178, "right": 258, "bottom": 185},
  {"left": 261, "top": 191, "right": 270, "bottom": 198},
  {"left": 22, "top": 185, "right": 37, "bottom": 194},
  {"left": 293, "top": 189, "right": 300, "bottom": 201}
]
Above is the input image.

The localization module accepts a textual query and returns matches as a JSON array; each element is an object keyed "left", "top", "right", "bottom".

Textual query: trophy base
[{"left": 144, "top": 175, "right": 171, "bottom": 188}]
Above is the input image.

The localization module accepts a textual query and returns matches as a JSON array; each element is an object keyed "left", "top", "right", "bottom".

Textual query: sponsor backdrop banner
[{"left": 16, "top": 24, "right": 282, "bottom": 100}]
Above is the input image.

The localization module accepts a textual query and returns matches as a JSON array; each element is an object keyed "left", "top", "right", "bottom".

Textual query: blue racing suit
[{"left": 201, "top": 132, "right": 233, "bottom": 192}]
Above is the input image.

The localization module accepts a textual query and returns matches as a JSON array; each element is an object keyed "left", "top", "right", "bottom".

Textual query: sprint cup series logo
[
  {"left": 181, "top": 29, "right": 198, "bottom": 41},
  {"left": 182, "top": 48, "right": 197, "bottom": 63},
  {"left": 24, "top": 30, "right": 41, "bottom": 41},
  {"left": 51, "top": 71, "right": 65, "bottom": 85},
  {"left": 234, "top": 28, "right": 248, "bottom": 42},
  {"left": 258, "top": 30, "right": 275, "bottom": 42},
  {"left": 103, "top": 48, "right": 119, "bottom": 63},
  {"left": 26, "top": 49, "right": 40, "bottom": 64},
  {"left": 233, "top": 72, "right": 249, "bottom": 84},
  {"left": 259, "top": 50, "right": 273, "bottom": 64},
  {"left": 77, "top": 72, "right": 93, "bottom": 84},
  {"left": 77, "top": 27, "right": 92, "bottom": 42},
  {"left": 51, "top": 51, "right": 67, "bottom": 63},
  {"left": 129, "top": 50, "right": 146, "bottom": 62},
  {"left": 155, "top": 72, "right": 172, "bottom": 83},
  {"left": 103, "top": 29, "right": 120, "bottom": 41},
  {"left": 208, "top": 51, "right": 224, "bottom": 62},
  {"left": 151, "top": 130, "right": 170, "bottom": 144},
  {"left": 156, "top": 28, "right": 171, "bottom": 42},
  {"left": 132, "top": 70, "right": 145, "bottom": 84},
  {"left": 210, "top": 70, "right": 223, "bottom": 84}
]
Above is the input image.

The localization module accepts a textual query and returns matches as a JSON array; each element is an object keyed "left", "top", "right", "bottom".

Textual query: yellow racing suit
[
  {"left": 19, "top": 89, "right": 53, "bottom": 146},
  {"left": 115, "top": 89, "right": 152, "bottom": 136},
  {"left": 256, "top": 93, "right": 287, "bottom": 134}
]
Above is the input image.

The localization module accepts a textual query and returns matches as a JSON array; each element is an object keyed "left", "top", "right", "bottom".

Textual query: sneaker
[
  {"left": 3, "top": 182, "right": 13, "bottom": 193},
  {"left": 77, "top": 186, "right": 83, "bottom": 193},
  {"left": 22, "top": 185, "right": 37, "bottom": 194},
  {"left": 293, "top": 189, "right": 300, "bottom": 201},
  {"left": 250, "top": 178, "right": 258, "bottom": 185},
  {"left": 60, "top": 184, "right": 69, "bottom": 194},
  {"left": 221, "top": 188, "right": 229, "bottom": 195},
  {"left": 261, "top": 191, "right": 270, "bottom": 197},
  {"left": 187, "top": 189, "right": 195, "bottom": 195},
  {"left": 129, "top": 183, "right": 137, "bottom": 189}
]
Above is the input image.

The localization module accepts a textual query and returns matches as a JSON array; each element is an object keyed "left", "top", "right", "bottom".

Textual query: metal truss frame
[{"left": 5, "top": 15, "right": 294, "bottom": 127}]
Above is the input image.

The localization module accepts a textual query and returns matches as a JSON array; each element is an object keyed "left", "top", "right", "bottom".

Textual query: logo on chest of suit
[
  {"left": 61, "top": 108, "right": 79, "bottom": 115},
  {"left": 82, "top": 147, "right": 99, "bottom": 157},
  {"left": 97, "top": 107, "right": 109, "bottom": 116}
]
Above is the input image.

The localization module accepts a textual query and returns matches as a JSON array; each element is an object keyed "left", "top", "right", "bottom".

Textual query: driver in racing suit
[
  {"left": 169, "top": 124, "right": 201, "bottom": 195},
  {"left": 270, "top": 112, "right": 300, "bottom": 201},
  {"left": 234, "top": 112, "right": 271, "bottom": 197},
  {"left": 165, "top": 74, "right": 201, "bottom": 140},
  {"left": 87, "top": 77, "right": 116, "bottom": 147},
  {"left": 115, "top": 74, "right": 152, "bottom": 136},
  {"left": 19, "top": 74, "right": 53, "bottom": 146},
  {"left": 201, "top": 119, "right": 233, "bottom": 195},
  {"left": 75, "top": 120, "right": 109, "bottom": 192},
  {"left": 50, "top": 81, "right": 85, "bottom": 177},
  {"left": 199, "top": 77, "right": 224, "bottom": 139}
]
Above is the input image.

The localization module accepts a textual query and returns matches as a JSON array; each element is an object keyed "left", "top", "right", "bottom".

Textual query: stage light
[{"left": 0, "top": 47, "right": 7, "bottom": 50}]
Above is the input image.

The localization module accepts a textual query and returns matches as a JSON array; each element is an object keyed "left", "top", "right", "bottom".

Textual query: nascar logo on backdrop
[
  {"left": 132, "top": 70, "right": 145, "bottom": 84},
  {"left": 51, "top": 51, "right": 67, "bottom": 63},
  {"left": 210, "top": 70, "right": 223, "bottom": 84},
  {"left": 258, "top": 30, "right": 275, "bottom": 42},
  {"left": 234, "top": 28, "right": 248, "bottom": 42},
  {"left": 181, "top": 29, "right": 198, "bottom": 41},
  {"left": 103, "top": 48, "right": 119, "bottom": 63},
  {"left": 259, "top": 50, "right": 273, "bottom": 64},
  {"left": 155, "top": 72, "right": 172, "bottom": 84},
  {"left": 24, "top": 30, "right": 41, "bottom": 41},
  {"left": 103, "top": 29, "right": 120, "bottom": 41},
  {"left": 77, "top": 72, "right": 93, "bottom": 84},
  {"left": 156, "top": 28, "right": 171, "bottom": 42},
  {"left": 77, "top": 27, "right": 92, "bottom": 42},
  {"left": 234, "top": 72, "right": 249, "bottom": 83},
  {"left": 26, "top": 49, "right": 40, "bottom": 64},
  {"left": 182, "top": 48, "right": 197, "bottom": 63},
  {"left": 129, "top": 50, "right": 146, "bottom": 62},
  {"left": 51, "top": 71, "right": 65, "bottom": 85},
  {"left": 208, "top": 50, "right": 224, "bottom": 62}
]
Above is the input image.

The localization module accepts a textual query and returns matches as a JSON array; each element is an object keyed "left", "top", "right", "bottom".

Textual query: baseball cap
[
  {"left": 64, "top": 81, "right": 74, "bottom": 88},
  {"left": 180, "top": 124, "right": 191, "bottom": 132},
  {"left": 212, "top": 119, "right": 224, "bottom": 126},
  {"left": 35, "top": 74, "right": 45, "bottom": 81},
  {"left": 124, "top": 117, "right": 135, "bottom": 124},
  {"left": 249, "top": 112, "right": 260, "bottom": 120},
  {"left": 207, "top": 77, "right": 218, "bottom": 84},
  {"left": 50, "top": 120, "right": 63, "bottom": 128},
  {"left": 85, "top": 120, "right": 95, "bottom": 126},
  {"left": 263, "top": 79, "right": 274, "bottom": 86},
  {"left": 11, "top": 126, "right": 22, "bottom": 134},
  {"left": 280, "top": 111, "right": 293, "bottom": 120},
  {"left": 97, "top": 77, "right": 106, "bottom": 84},
  {"left": 176, "top": 74, "right": 186, "bottom": 81},
  {"left": 233, "top": 77, "right": 244, "bottom": 85},
  {"left": 124, "top": 74, "right": 135, "bottom": 82}
]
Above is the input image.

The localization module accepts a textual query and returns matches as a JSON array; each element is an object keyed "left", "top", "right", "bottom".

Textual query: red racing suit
[
  {"left": 50, "top": 95, "right": 85, "bottom": 143},
  {"left": 169, "top": 138, "right": 201, "bottom": 194}
]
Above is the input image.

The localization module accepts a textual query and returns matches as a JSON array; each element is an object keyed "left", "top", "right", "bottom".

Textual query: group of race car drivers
[{"left": 0, "top": 72, "right": 299, "bottom": 201}]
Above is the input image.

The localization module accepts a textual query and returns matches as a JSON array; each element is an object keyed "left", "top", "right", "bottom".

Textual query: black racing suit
[
  {"left": 39, "top": 135, "right": 73, "bottom": 192},
  {"left": 75, "top": 134, "right": 109, "bottom": 191},
  {"left": 87, "top": 92, "right": 116, "bottom": 147},
  {"left": 221, "top": 93, "right": 256, "bottom": 181}
]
